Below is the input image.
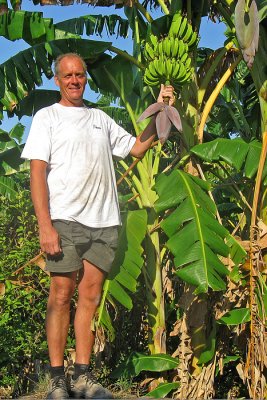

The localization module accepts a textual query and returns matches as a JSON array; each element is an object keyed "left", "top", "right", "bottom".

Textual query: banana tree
[
  {"left": 1, "top": 0, "right": 267, "bottom": 398},
  {"left": 0, "top": 123, "right": 28, "bottom": 198}
]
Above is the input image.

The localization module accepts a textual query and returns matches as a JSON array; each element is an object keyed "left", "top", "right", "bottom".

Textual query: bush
[{"left": 0, "top": 174, "right": 49, "bottom": 396}]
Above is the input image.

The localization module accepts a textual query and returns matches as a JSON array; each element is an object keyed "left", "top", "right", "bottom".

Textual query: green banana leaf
[
  {"left": 0, "top": 10, "right": 129, "bottom": 45},
  {"left": 145, "top": 382, "right": 180, "bottom": 398},
  {"left": 56, "top": 14, "right": 129, "bottom": 38},
  {"left": 124, "top": 6, "right": 148, "bottom": 40},
  {"left": 0, "top": 124, "right": 26, "bottom": 198},
  {"left": 258, "top": 1, "right": 267, "bottom": 21},
  {"left": 255, "top": 272, "right": 267, "bottom": 321},
  {"left": 225, "top": 234, "right": 246, "bottom": 266},
  {"left": 0, "top": 129, "right": 12, "bottom": 142},
  {"left": 197, "top": 321, "right": 216, "bottom": 365},
  {"left": 0, "top": 10, "right": 54, "bottom": 44},
  {"left": 111, "top": 352, "right": 179, "bottom": 379},
  {"left": 191, "top": 138, "right": 267, "bottom": 183},
  {"left": 155, "top": 170, "right": 231, "bottom": 294},
  {"left": 16, "top": 89, "right": 61, "bottom": 117},
  {"left": 217, "top": 308, "right": 250, "bottom": 325},
  {"left": 15, "top": 89, "right": 131, "bottom": 128},
  {"left": 97, "top": 210, "right": 147, "bottom": 338},
  {"left": 0, "top": 38, "right": 112, "bottom": 113},
  {"left": 0, "top": 145, "right": 24, "bottom": 170},
  {"left": 89, "top": 54, "right": 135, "bottom": 100},
  {"left": 0, "top": 176, "right": 18, "bottom": 199},
  {"left": 7, "top": 122, "right": 25, "bottom": 144}
]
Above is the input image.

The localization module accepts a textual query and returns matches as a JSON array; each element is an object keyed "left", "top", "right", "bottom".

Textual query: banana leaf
[
  {"left": 155, "top": 170, "right": 237, "bottom": 294},
  {"left": 255, "top": 272, "right": 267, "bottom": 321},
  {"left": 0, "top": 11, "right": 129, "bottom": 45},
  {"left": 97, "top": 209, "right": 147, "bottom": 337},
  {"left": 191, "top": 138, "right": 267, "bottom": 183},
  {"left": 197, "top": 321, "right": 216, "bottom": 365},
  {"left": 0, "top": 144, "right": 24, "bottom": 170},
  {"left": 89, "top": 54, "right": 135, "bottom": 100},
  {"left": 55, "top": 14, "right": 129, "bottom": 38},
  {"left": 111, "top": 352, "right": 179, "bottom": 379},
  {"left": 0, "top": 176, "right": 18, "bottom": 199},
  {"left": 217, "top": 308, "right": 250, "bottom": 325},
  {"left": 0, "top": 38, "right": 112, "bottom": 117},
  {"left": 8, "top": 122, "right": 25, "bottom": 143},
  {"left": 0, "top": 129, "right": 11, "bottom": 142},
  {"left": 145, "top": 382, "right": 180, "bottom": 398},
  {"left": 155, "top": 170, "right": 245, "bottom": 293}
]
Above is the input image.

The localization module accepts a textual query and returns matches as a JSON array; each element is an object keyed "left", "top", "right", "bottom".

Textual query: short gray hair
[{"left": 54, "top": 53, "right": 87, "bottom": 76}]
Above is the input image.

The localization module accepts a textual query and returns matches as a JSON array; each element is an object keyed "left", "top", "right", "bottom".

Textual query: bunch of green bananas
[
  {"left": 143, "top": 12, "right": 198, "bottom": 88},
  {"left": 168, "top": 13, "right": 198, "bottom": 52},
  {"left": 144, "top": 53, "right": 192, "bottom": 87}
]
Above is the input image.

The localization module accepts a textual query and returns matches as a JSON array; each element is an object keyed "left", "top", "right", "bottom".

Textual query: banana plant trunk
[
  {"left": 250, "top": 24, "right": 267, "bottom": 248},
  {"left": 143, "top": 209, "right": 166, "bottom": 354}
]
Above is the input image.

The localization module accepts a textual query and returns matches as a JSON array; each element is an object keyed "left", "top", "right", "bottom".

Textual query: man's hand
[
  {"left": 39, "top": 224, "right": 62, "bottom": 256},
  {"left": 157, "top": 84, "right": 175, "bottom": 106}
]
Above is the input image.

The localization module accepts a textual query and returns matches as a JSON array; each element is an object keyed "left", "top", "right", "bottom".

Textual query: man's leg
[
  {"left": 46, "top": 271, "right": 77, "bottom": 366},
  {"left": 71, "top": 260, "right": 113, "bottom": 398},
  {"left": 46, "top": 272, "right": 77, "bottom": 399},
  {"left": 74, "top": 259, "right": 106, "bottom": 364}
]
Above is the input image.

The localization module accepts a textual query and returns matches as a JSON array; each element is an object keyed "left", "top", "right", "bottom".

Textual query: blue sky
[{"left": 0, "top": 5, "right": 226, "bottom": 135}]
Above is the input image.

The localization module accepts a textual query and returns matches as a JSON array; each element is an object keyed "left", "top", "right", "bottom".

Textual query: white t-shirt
[{"left": 21, "top": 103, "right": 136, "bottom": 227}]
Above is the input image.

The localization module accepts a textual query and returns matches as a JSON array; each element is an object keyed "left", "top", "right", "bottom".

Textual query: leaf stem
[
  {"left": 103, "top": 66, "right": 139, "bottom": 134},
  {"left": 116, "top": 140, "right": 159, "bottom": 186},
  {"left": 109, "top": 45, "right": 144, "bottom": 69},
  {"left": 156, "top": 0, "right": 169, "bottom": 15},
  {"left": 135, "top": 0, "right": 153, "bottom": 23},
  {"left": 198, "top": 42, "right": 234, "bottom": 107}
]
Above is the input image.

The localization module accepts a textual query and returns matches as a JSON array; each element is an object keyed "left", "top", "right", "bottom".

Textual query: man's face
[{"left": 54, "top": 56, "right": 87, "bottom": 107}]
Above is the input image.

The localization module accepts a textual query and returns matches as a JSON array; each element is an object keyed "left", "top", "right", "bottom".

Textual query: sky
[{"left": 0, "top": 4, "right": 226, "bottom": 136}]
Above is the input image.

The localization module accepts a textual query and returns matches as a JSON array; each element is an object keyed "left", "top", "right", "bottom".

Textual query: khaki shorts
[{"left": 45, "top": 220, "right": 119, "bottom": 274}]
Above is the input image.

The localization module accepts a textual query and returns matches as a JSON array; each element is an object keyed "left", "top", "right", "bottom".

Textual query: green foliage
[
  {"left": 0, "top": 1, "right": 266, "bottom": 397},
  {"left": 146, "top": 382, "right": 180, "bottom": 398},
  {"left": 111, "top": 352, "right": 179, "bottom": 379},
  {"left": 217, "top": 308, "right": 251, "bottom": 325},
  {"left": 155, "top": 170, "right": 231, "bottom": 293},
  {"left": 0, "top": 38, "right": 112, "bottom": 115},
  {"left": 0, "top": 175, "right": 49, "bottom": 393},
  {"left": 97, "top": 209, "right": 147, "bottom": 339},
  {"left": 0, "top": 10, "right": 129, "bottom": 45},
  {"left": 191, "top": 138, "right": 267, "bottom": 183}
]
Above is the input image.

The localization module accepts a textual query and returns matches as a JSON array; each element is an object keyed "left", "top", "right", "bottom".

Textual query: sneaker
[
  {"left": 46, "top": 375, "right": 69, "bottom": 399},
  {"left": 70, "top": 372, "right": 113, "bottom": 399}
]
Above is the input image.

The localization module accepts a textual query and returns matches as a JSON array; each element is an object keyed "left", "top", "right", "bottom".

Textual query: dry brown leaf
[
  {"left": 93, "top": 326, "right": 106, "bottom": 354},
  {"left": 139, "top": 377, "right": 155, "bottom": 388},
  {"left": 0, "top": 282, "right": 5, "bottom": 296}
]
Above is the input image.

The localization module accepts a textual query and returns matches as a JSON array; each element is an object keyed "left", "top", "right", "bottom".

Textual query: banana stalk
[{"left": 143, "top": 209, "right": 166, "bottom": 354}]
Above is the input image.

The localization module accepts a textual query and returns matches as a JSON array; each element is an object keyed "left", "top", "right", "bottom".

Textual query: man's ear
[{"left": 54, "top": 75, "right": 59, "bottom": 87}]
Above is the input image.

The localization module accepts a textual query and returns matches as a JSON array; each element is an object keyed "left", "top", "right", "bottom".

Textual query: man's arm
[
  {"left": 130, "top": 84, "right": 175, "bottom": 159},
  {"left": 30, "top": 159, "right": 61, "bottom": 256}
]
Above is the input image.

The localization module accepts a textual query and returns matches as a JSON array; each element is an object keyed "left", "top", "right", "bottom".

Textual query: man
[{"left": 21, "top": 53, "right": 175, "bottom": 399}]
